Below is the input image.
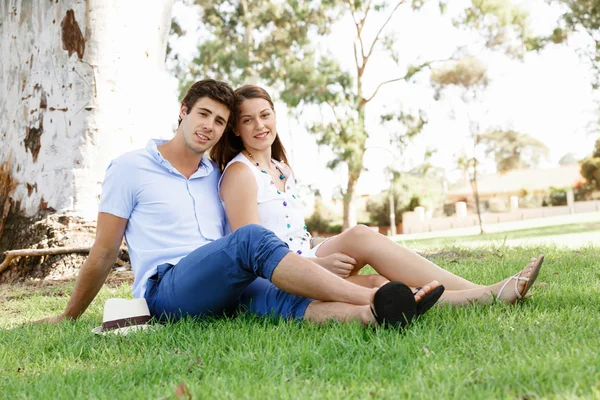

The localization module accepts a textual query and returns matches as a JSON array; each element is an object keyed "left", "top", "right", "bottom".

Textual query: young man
[{"left": 39, "top": 79, "right": 441, "bottom": 328}]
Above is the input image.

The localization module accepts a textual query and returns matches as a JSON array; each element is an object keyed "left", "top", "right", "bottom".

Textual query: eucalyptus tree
[
  {"left": 478, "top": 130, "right": 549, "bottom": 173},
  {"left": 180, "top": 0, "right": 541, "bottom": 229},
  {"left": 431, "top": 56, "right": 489, "bottom": 233},
  {"left": 1, "top": 0, "right": 175, "bottom": 241}
]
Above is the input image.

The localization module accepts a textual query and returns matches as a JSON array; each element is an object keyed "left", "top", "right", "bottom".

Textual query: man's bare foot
[{"left": 492, "top": 255, "right": 544, "bottom": 303}]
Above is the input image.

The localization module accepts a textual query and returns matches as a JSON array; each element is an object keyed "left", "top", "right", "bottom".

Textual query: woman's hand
[{"left": 314, "top": 253, "right": 357, "bottom": 278}]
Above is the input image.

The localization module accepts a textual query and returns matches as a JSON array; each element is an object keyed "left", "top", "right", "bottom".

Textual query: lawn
[
  {"left": 1, "top": 231, "right": 599, "bottom": 398},
  {"left": 398, "top": 221, "right": 600, "bottom": 249}
]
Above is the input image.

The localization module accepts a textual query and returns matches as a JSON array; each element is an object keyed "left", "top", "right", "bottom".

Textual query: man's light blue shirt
[{"left": 98, "top": 139, "right": 227, "bottom": 298}]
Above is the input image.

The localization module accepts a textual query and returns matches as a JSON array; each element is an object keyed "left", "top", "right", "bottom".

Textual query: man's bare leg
[
  {"left": 303, "top": 281, "right": 442, "bottom": 324},
  {"left": 346, "top": 274, "right": 389, "bottom": 288},
  {"left": 270, "top": 252, "right": 377, "bottom": 306}
]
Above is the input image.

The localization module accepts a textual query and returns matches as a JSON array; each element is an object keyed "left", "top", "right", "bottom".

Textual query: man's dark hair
[{"left": 178, "top": 79, "right": 235, "bottom": 125}]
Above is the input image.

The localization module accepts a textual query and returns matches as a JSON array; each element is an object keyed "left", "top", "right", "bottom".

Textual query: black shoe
[
  {"left": 413, "top": 285, "right": 445, "bottom": 317},
  {"left": 371, "top": 282, "right": 417, "bottom": 329}
]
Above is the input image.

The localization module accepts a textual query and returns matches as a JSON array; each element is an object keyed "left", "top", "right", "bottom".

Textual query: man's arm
[{"left": 39, "top": 212, "right": 128, "bottom": 323}]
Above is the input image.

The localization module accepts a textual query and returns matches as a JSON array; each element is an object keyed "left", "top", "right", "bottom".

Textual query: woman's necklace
[{"left": 246, "top": 150, "right": 285, "bottom": 180}]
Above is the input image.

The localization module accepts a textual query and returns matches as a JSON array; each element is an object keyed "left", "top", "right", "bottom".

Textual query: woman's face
[{"left": 235, "top": 98, "right": 277, "bottom": 152}]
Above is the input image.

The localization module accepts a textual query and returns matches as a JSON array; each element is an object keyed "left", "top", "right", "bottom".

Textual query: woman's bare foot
[
  {"left": 437, "top": 256, "right": 544, "bottom": 306},
  {"left": 413, "top": 280, "right": 442, "bottom": 303},
  {"left": 490, "top": 255, "right": 544, "bottom": 303}
]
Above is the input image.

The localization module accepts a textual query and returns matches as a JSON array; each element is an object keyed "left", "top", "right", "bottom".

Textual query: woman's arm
[{"left": 220, "top": 162, "right": 261, "bottom": 232}]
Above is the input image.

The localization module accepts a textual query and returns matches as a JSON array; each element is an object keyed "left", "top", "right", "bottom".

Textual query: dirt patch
[
  {"left": 413, "top": 248, "right": 493, "bottom": 261},
  {"left": 0, "top": 213, "right": 130, "bottom": 284},
  {"left": 0, "top": 269, "right": 133, "bottom": 302}
]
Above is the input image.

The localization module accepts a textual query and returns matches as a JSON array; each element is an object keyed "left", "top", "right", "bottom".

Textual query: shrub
[
  {"left": 326, "top": 224, "right": 343, "bottom": 234},
  {"left": 305, "top": 209, "right": 331, "bottom": 234},
  {"left": 547, "top": 186, "right": 569, "bottom": 206},
  {"left": 573, "top": 180, "right": 594, "bottom": 201},
  {"left": 366, "top": 192, "right": 406, "bottom": 226},
  {"left": 366, "top": 192, "right": 423, "bottom": 225},
  {"left": 305, "top": 196, "right": 336, "bottom": 234}
]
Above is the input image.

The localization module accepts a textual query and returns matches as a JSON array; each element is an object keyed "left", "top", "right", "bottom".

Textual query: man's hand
[
  {"left": 314, "top": 253, "right": 357, "bottom": 278},
  {"left": 32, "top": 314, "right": 67, "bottom": 325},
  {"left": 27, "top": 213, "right": 128, "bottom": 326}
]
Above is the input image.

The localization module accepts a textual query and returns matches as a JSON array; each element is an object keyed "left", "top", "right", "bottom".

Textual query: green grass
[
  {"left": 398, "top": 221, "right": 600, "bottom": 249},
  {"left": 1, "top": 245, "right": 599, "bottom": 399}
]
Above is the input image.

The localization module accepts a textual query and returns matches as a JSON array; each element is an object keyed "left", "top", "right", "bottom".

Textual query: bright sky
[{"left": 170, "top": 0, "right": 599, "bottom": 200}]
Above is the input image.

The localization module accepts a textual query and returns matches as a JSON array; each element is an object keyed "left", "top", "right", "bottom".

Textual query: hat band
[{"left": 102, "top": 315, "right": 151, "bottom": 330}]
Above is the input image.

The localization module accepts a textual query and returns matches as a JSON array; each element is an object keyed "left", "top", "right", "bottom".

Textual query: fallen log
[{"left": 0, "top": 246, "right": 127, "bottom": 274}]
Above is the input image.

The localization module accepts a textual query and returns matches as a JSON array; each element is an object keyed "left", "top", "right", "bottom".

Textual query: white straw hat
[{"left": 92, "top": 298, "right": 156, "bottom": 335}]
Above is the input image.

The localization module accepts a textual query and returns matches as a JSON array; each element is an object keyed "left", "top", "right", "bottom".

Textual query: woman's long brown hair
[{"left": 212, "top": 85, "right": 289, "bottom": 172}]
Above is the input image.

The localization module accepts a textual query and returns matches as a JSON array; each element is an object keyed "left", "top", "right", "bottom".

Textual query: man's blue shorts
[{"left": 144, "top": 224, "right": 313, "bottom": 321}]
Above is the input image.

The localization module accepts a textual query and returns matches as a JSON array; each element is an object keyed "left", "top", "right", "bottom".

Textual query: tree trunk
[
  {"left": 341, "top": 104, "right": 366, "bottom": 230},
  {"left": 0, "top": 0, "right": 176, "bottom": 230},
  {"left": 342, "top": 171, "right": 358, "bottom": 230},
  {"left": 240, "top": 0, "right": 257, "bottom": 84},
  {"left": 470, "top": 159, "right": 485, "bottom": 234}
]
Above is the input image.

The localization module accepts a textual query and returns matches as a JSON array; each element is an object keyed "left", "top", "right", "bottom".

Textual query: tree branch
[
  {"left": 353, "top": 38, "right": 362, "bottom": 73},
  {"left": 365, "top": 0, "right": 405, "bottom": 61},
  {"left": 347, "top": 0, "right": 365, "bottom": 73},
  {"left": 326, "top": 101, "right": 345, "bottom": 130},
  {"left": 363, "top": 58, "right": 448, "bottom": 104},
  {"left": 360, "top": 0, "right": 373, "bottom": 29},
  {"left": 359, "top": 0, "right": 373, "bottom": 59}
]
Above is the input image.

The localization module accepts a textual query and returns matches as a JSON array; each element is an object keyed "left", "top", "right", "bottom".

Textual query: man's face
[{"left": 179, "top": 97, "right": 231, "bottom": 156}]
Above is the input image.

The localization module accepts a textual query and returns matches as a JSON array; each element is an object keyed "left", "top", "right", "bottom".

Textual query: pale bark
[
  {"left": 342, "top": 173, "right": 358, "bottom": 230},
  {"left": 0, "top": 0, "right": 176, "bottom": 221}
]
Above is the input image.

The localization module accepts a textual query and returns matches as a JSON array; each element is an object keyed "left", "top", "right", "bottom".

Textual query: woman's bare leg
[
  {"left": 315, "top": 225, "right": 482, "bottom": 290},
  {"left": 438, "top": 257, "right": 543, "bottom": 305}
]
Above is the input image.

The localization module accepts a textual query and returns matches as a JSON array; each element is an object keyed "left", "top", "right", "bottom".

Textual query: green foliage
[
  {"left": 478, "top": 130, "right": 550, "bottom": 173},
  {"left": 573, "top": 180, "right": 595, "bottom": 200},
  {"left": 366, "top": 192, "right": 407, "bottom": 226},
  {"left": 556, "top": 0, "right": 600, "bottom": 88},
  {"left": 430, "top": 56, "right": 489, "bottom": 98},
  {"left": 580, "top": 138, "right": 600, "bottom": 189},
  {"left": 173, "top": 0, "right": 542, "bottom": 227},
  {"left": 454, "top": 0, "right": 540, "bottom": 58},
  {"left": 304, "top": 195, "right": 336, "bottom": 234},
  {"left": 380, "top": 110, "right": 428, "bottom": 149},
  {"left": 182, "top": 0, "right": 341, "bottom": 91},
  {"left": 366, "top": 171, "right": 445, "bottom": 225},
  {"left": 544, "top": 186, "right": 570, "bottom": 206},
  {"left": 407, "top": 194, "right": 421, "bottom": 211},
  {"left": 325, "top": 223, "right": 343, "bottom": 234}
]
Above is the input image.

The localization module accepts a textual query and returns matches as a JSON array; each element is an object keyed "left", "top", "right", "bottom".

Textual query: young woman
[{"left": 212, "top": 85, "right": 544, "bottom": 321}]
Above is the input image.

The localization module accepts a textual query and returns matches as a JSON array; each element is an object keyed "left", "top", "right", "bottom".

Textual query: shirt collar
[{"left": 146, "top": 139, "right": 214, "bottom": 178}]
